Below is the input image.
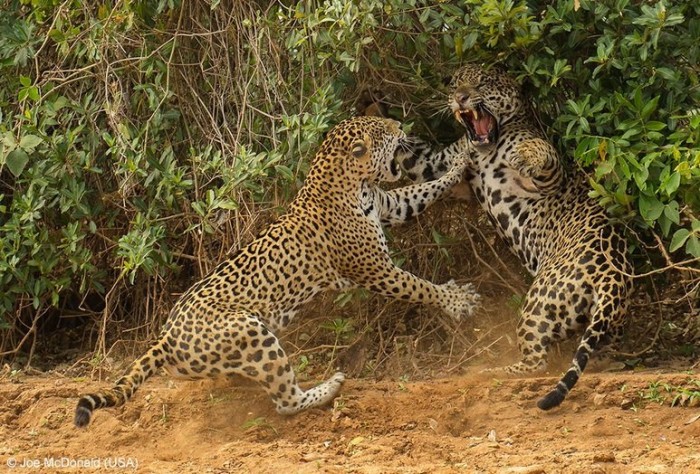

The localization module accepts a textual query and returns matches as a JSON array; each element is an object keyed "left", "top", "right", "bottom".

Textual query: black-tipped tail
[
  {"left": 73, "top": 338, "right": 168, "bottom": 427},
  {"left": 74, "top": 392, "right": 122, "bottom": 427},
  {"left": 74, "top": 396, "right": 95, "bottom": 427},
  {"left": 537, "top": 346, "right": 588, "bottom": 411},
  {"left": 537, "top": 382, "right": 568, "bottom": 410}
]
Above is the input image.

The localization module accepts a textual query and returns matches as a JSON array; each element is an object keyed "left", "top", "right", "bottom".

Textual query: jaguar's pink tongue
[{"left": 473, "top": 115, "right": 492, "bottom": 137}]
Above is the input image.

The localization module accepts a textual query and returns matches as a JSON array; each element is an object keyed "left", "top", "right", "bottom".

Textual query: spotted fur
[
  {"left": 401, "top": 65, "right": 633, "bottom": 410},
  {"left": 74, "top": 116, "right": 480, "bottom": 427}
]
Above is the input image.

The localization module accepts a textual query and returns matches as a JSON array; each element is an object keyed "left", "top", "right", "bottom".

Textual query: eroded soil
[{"left": 2, "top": 366, "right": 699, "bottom": 473}]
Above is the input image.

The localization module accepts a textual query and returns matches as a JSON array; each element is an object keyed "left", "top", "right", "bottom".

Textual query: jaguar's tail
[
  {"left": 537, "top": 337, "right": 592, "bottom": 410},
  {"left": 74, "top": 338, "right": 168, "bottom": 427},
  {"left": 537, "top": 295, "right": 624, "bottom": 410}
]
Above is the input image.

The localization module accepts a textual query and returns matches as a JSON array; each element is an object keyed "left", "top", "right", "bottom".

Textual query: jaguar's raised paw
[{"left": 440, "top": 279, "right": 481, "bottom": 321}]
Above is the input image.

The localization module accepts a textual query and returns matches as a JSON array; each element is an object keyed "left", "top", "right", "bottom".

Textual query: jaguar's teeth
[{"left": 472, "top": 109, "right": 479, "bottom": 121}]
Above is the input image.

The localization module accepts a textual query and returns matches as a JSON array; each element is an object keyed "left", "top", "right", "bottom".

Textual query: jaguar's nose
[{"left": 455, "top": 90, "right": 470, "bottom": 106}]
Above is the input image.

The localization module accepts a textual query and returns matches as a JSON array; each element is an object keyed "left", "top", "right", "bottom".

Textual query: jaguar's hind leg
[
  {"left": 168, "top": 311, "right": 344, "bottom": 414},
  {"left": 538, "top": 275, "right": 630, "bottom": 410},
  {"left": 480, "top": 334, "right": 549, "bottom": 376},
  {"left": 230, "top": 312, "right": 345, "bottom": 415},
  {"left": 481, "top": 315, "right": 552, "bottom": 376},
  {"left": 482, "top": 269, "right": 594, "bottom": 376}
]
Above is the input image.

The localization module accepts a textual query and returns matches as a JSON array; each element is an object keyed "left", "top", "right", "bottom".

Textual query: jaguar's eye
[{"left": 351, "top": 141, "right": 368, "bottom": 158}]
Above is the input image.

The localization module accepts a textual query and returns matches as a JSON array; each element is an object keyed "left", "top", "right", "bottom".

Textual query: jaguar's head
[
  {"left": 323, "top": 116, "right": 409, "bottom": 183},
  {"left": 448, "top": 64, "right": 525, "bottom": 148}
]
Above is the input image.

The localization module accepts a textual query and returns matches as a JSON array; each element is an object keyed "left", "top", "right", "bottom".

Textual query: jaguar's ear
[{"left": 351, "top": 140, "right": 368, "bottom": 158}]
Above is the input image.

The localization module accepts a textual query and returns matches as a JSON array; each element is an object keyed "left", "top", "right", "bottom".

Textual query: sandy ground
[{"left": 2, "top": 366, "right": 699, "bottom": 474}]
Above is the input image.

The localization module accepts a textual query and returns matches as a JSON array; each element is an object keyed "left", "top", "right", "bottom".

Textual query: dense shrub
[{"left": 0, "top": 0, "right": 698, "bottom": 357}]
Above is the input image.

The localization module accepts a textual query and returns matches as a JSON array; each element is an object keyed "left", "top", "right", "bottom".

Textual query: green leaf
[
  {"left": 665, "top": 13, "right": 685, "bottom": 27},
  {"left": 655, "top": 67, "right": 676, "bottom": 80},
  {"left": 644, "top": 121, "right": 666, "bottom": 131},
  {"left": 663, "top": 201, "right": 680, "bottom": 225},
  {"left": 658, "top": 212, "right": 672, "bottom": 237},
  {"left": 6, "top": 149, "right": 29, "bottom": 177},
  {"left": 595, "top": 160, "right": 614, "bottom": 178},
  {"left": 638, "top": 193, "right": 663, "bottom": 222},
  {"left": 669, "top": 228, "right": 690, "bottom": 252},
  {"left": 431, "top": 228, "right": 449, "bottom": 246},
  {"left": 663, "top": 171, "right": 681, "bottom": 195},
  {"left": 621, "top": 127, "right": 641, "bottom": 141},
  {"left": 217, "top": 199, "right": 238, "bottom": 211},
  {"left": 274, "top": 165, "right": 294, "bottom": 182},
  {"left": 640, "top": 96, "right": 659, "bottom": 120},
  {"left": 617, "top": 157, "right": 631, "bottom": 180},
  {"left": 19, "top": 134, "right": 42, "bottom": 151},
  {"left": 633, "top": 166, "right": 649, "bottom": 190},
  {"left": 687, "top": 235, "right": 700, "bottom": 258},
  {"left": 27, "top": 86, "right": 40, "bottom": 101},
  {"left": 464, "top": 31, "right": 478, "bottom": 50}
]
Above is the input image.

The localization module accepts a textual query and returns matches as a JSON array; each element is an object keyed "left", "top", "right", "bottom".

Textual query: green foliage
[
  {"left": 638, "top": 378, "right": 700, "bottom": 407},
  {"left": 463, "top": 0, "right": 700, "bottom": 260},
  {"left": 241, "top": 416, "right": 277, "bottom": 434},
  {"left": 320, "top": 317, "right": 355, "bottom": 342},
  {"left": 384, "top": 0, "right": 700, "bottom": 262},
  {"left": 1, "top": 0, "right": 698, "bottom": 353},
  {"left": 0, "top": 1, "right": 348, "bottom": 339}
]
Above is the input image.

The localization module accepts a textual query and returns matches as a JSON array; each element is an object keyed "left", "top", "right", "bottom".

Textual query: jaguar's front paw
[
  {"left": 447, "top": 150, "right": 474, "bottom": 176},
  {"left": 441, "top": 279, "right": 481, "bottom": 321},
  {"left": 510, "top": 140, "right": 549, "bottom": 178}
]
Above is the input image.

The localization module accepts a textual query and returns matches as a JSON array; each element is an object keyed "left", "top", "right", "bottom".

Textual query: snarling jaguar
[{"left": 401, "top": 64, "right": 633, "bottom": 410}]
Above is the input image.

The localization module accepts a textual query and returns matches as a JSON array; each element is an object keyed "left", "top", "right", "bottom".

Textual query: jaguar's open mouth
[
  {"left": 393, "top": 139, "right": 412, "bottom": 167},
  {"left": 455, "top": 104, "right": 498, "bottom": 146},
  {"left": 389, "top": 155, "right": 399, "bottom": 176},
  {"left": 385, "top": 141, "right": 408, "bottom": 181}
]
